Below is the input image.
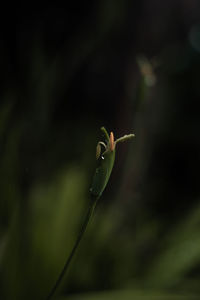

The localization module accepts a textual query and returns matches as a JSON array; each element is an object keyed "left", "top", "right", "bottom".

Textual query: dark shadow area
[{"left": 0, "top": 1, "right": 200, "bottom": 299}]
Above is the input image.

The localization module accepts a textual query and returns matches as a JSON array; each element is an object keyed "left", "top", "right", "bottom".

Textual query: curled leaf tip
[
  {"left": 101, "top": 126, "right": 110, "bottom": 141},
  {"left": 115, "top": 133, "right": 135, "bottom": 144}
]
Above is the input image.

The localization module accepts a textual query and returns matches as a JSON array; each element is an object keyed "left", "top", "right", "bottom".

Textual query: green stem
[{"left": 46, "top": 196, "right": 99, "bottom": 300}]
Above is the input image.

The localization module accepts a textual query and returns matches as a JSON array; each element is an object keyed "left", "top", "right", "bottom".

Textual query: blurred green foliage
[{"left": 1, "top": 1, "right": 200, "bottom": 300}]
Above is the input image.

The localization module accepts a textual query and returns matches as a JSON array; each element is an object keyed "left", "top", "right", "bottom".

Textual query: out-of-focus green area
[{"left": 1, "top": 1, "right": 200, "bottom": 300}]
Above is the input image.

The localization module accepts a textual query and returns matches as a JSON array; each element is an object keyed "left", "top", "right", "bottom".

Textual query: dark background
[{"left": 1, "top": 1, "right": 200, "bottom": 299}]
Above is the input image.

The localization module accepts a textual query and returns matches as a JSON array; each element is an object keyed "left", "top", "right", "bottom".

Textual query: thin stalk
[
  {"left": 46, "top": 196, "right": 99, "bottom": 300},
  {"left": 45, "top": 126, "right": 135, "bottom": 300}
]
